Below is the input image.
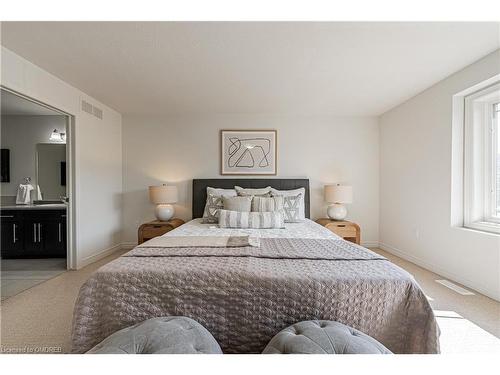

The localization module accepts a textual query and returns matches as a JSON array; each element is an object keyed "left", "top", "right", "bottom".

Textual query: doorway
[{"left": 0, "top": 88, "right": 74, "bottom": 300}]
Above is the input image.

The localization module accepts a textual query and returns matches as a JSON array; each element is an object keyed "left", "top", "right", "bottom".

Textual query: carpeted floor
[{"left": 0, "top": 247, "right": 499, "bottom": 354}]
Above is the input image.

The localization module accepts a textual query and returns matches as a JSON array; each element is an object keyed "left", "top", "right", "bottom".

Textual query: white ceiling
[
  {"left": 1, "top": 22, "right": 499, "bottom": 116},
  {"left": 1, "top": 90, "right": 61, "bottom": 115}
]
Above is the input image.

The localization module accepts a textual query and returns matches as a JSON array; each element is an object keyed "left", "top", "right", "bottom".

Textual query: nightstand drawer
[
  {"left": 138, "top": 219, "right": 185, "bottom": 244},
  {"left": 326, "top": 224, "right": 357, "bottom": 238},
  {"left": 316, "top": 219, "right": 360, "bottom": 244},
  {"left": 141, "top": 225, "right": 171, "bottom": 239}
]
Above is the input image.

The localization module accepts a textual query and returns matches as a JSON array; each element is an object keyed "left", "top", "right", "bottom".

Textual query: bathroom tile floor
[{"left": 1, "top": 258, "right": 66, "bottom": 301}]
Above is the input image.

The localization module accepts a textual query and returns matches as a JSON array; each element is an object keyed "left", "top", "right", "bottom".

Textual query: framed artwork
[{"left": 220, "top": 129, "right": 277, "bottom": 175}]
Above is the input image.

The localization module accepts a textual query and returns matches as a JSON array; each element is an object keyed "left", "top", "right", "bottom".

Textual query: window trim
[{"left": 462, "top": 81, "right": 500, "bottom": 234}]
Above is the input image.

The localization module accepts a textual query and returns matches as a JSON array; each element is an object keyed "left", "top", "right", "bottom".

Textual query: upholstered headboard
[{"left": 192, "top": 178, "right": 310, "bottom": 219}]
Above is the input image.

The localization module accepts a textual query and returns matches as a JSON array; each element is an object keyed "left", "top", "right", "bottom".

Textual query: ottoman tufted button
[
  {"left": 87, "top": 317, "right": 222, "bottom": 354},
  {"left": 262, "top": 320, "right": 392, "bottom": 354}
]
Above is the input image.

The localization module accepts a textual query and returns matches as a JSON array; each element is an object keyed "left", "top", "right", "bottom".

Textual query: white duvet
[{"left": 164, "top": 218, "right": 341, "bottom": 240}]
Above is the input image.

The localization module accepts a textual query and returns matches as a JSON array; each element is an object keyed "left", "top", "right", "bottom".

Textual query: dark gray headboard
[{"left": 192, "top": 179, "right": 310, "bottom": 219}]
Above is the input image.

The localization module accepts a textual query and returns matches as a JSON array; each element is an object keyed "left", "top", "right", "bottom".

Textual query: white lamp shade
[
  {"left": 149, "top": 185, "right": 178, "bottom": 204},
  {"left": 324, "top": 185, "right": 353, "bottom": 204}
]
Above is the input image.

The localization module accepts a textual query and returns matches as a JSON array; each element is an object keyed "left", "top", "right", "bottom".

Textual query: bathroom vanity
[{"left": 0, "top": 205, "right": 66, "bottom": 258}]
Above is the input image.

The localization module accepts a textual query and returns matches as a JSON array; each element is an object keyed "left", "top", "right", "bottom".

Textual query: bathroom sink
[{"left": 33, "top": 200, "right": 65, "bottom": 205}]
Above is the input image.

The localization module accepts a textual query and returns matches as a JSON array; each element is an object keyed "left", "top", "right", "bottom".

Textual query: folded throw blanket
[{"left": 137, "top": 235, "right": 260, "bottom": 248}]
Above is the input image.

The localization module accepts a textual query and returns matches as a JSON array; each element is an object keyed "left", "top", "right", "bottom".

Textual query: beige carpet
[
  {"left": 0, "top": 247, "right": 499, "bottom": 354},
  {"left": 0, "top": 249, "right": 128, "bottom": 353}
]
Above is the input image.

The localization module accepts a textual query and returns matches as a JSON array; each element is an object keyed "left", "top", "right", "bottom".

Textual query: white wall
[
  {"left": 1, "top": 115, "right": 66, "bottom": 197},
  {"left": 1, "top": 47, "right": 123, "bottom": 268},
  {"left": 122, "top": 114, "right": 379, "bottom": 246},
  {"left": 379, "top": 50, "right": 500, "bottom": 301}
]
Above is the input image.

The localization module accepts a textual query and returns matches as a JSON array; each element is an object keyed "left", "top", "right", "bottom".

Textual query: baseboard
[
  {"left": 379, "top": 242, "right": 500, "bottom": 302},
  {"left": 121, "top": 242, "right": 138, "bottom": 251},
  {"left": 361, "top": 241, "right": 379, "bottom": 248},
  {"left": 77, "top": 243, "right": 123, "bottom": 269}
]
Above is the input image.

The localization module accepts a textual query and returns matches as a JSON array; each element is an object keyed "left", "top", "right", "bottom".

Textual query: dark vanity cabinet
[{"left": 0, "top": 209, "right": 66, "bottom": 258}]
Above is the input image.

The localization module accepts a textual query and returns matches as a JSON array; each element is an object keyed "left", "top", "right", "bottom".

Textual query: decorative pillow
[
  {"left": 235, "top": 186, "right": 272, "bottom": 197},
  {"left": 202, "top": 194, "right": 224, "bottom": 223},
  {"left": 251, "top": 195, "right": 284, "bottom": 212},
  {"left": 202, "top": 187, "right": 237, "bottom": 223},
  {"left": 218, "top": 209, "right": 285, "bottom": 229},
  {"left": 276, "top": 193, "right": 303, "bottom": 223},
  {"left": 270, "top": 187, "right": 306, "bottom": 220},
  {"left": 222, "top": 196, "right": 252, "bottom": 212}
]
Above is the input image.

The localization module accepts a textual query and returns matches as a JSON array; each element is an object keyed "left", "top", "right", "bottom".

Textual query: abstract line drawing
[
  {"left": 227, "top": 137, "right": 271, "bottom": 168},
  {"left": 221, "top": 130, "right": 277, "bottom": 175}
]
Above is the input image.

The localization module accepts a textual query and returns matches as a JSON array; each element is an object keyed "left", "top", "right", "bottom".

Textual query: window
[{"left": 463, "top": 82, "right": 500, "bottom": 233}]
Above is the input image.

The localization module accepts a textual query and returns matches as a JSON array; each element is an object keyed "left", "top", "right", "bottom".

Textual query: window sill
[{"left": 463, "top": 221, "right": 500, "bottom": 235}]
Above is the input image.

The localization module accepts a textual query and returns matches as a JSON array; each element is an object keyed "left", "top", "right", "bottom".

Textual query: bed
[{"left": 71, "top": 179, "right": 439, "bottom": 354}]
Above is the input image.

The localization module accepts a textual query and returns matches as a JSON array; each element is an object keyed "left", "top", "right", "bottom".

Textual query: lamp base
[
  {"left": 327, "top": 203, "right": 347, "bottom": 221},
  {"left": 155, "top": 204, "right": 174, "bottom": 221}
]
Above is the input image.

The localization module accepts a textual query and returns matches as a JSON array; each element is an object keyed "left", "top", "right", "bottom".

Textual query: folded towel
[
  {"left": 35, "top": 185, "right": 43, "bottom": 200},
  {"left": 16, "top": 184, "right": 34, "bottom": 204},
  {"left": 138, "top": 235, "right": 260, "bottom": 248}
]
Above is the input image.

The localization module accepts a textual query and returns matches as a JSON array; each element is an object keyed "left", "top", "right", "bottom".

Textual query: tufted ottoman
[
  {"left": 87, "top": 317, "right": 222, "bottom": 354},
  {"left": 263, "top": 320, "right": 392, "bottom": 354}
]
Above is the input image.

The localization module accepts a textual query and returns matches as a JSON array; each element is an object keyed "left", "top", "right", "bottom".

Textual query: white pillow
[
  {"left": 270, "top": 187, "right": 306, "bottom": 220},
  {"left": 207, "top": 187, "right": 237, "bottom": 197},
  {"left": 235, "top": 186, "right": 272, "bottom": 196}
]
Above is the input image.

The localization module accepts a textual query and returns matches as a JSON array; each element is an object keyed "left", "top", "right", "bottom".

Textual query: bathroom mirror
[{"left": 36, "top": 143, "right": 66, "bottom": 200}]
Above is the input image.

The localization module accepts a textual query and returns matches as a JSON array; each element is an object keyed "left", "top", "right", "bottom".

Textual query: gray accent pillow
[
  {"left": 222, "top": 196, "right": 252, "bottom": 212},
  {"left": 218, "top": 209, "right": 285, "bottom": 229},
  {"left": 274, "top": 193, "right": 303, "bottom": 223},
  {"left": 251, "top": 195, "right": 284, "bottom": 212},
  {"left": 202, "top": 194, "right": 224, "bottom": 223},
  {"left": 270, "top": 187, "right": 306, "bottom": 220},
  {"left": 235, "top": 186, "right": 272, "bottom": 196},
  {"left": 202, "top": 187, "right": 237, "bottom": 223},
  {"left": 87, "top": 316, "right": 222, "bottom": 354},
  {"left": 262, "top": 320, "right": 392, "bottom": 354}
]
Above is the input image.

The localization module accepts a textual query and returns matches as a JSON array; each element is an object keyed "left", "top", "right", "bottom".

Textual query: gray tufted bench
[
  {"left": 263, "top": 320, "right": 392, "bottom": 354},
  {"left": 87, "top": 317, "right": 222, "bottom": 354}
]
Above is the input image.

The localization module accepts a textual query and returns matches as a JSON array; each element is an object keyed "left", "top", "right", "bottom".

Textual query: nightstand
[
  {"left": 138, "top": 218, "right": 185, "bottom": 244},
  {"left": 316, "top": 219, "right": 360, "bottom": 244}
]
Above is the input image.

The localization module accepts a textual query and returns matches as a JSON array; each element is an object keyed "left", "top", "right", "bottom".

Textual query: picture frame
[{"left": 220, "top": 129, "right": 277, "bottom": 175}]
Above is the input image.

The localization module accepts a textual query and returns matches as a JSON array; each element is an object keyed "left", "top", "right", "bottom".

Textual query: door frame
[{"left": 1, "top": 85, "right": 76, "bottom": 270}]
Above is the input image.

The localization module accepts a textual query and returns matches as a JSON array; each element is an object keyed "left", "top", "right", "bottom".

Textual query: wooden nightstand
[
  {"left": 316, "top": 219, "right": 360, "bottom": 244},
  {"left": 138, "top": 218, "right": 185, "bottom": 244}
]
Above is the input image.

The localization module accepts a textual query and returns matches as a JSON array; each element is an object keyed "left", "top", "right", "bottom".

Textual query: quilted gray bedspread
[{"left": 71, "top": 238, "right": 440, "bottom": 353}]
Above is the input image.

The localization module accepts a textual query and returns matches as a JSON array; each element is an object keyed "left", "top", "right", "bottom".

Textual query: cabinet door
[
  {"left": 1, "top": 219, "right": 23, "bottom": 257},
  {"left": 41, "top": 219, "right": 65, "bottom": 257},
  {"left": 23, "top": 219, "right": 43, "bottom": 254}
]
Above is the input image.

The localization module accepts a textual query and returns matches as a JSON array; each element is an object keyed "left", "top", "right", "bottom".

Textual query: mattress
[{"left": 71, "top": 219, "right": 439, "bottom": 353}]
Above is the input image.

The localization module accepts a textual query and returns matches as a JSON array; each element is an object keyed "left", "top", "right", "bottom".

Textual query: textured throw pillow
[
  {"left": 270, "top": 187, "right": 306, "bottom": 220},
  {"left": 202, "top": 194, "right": 224, "bottom": 223},
  {"left": 222, "top": 196, "right": 252, "bottom": 212},
  {"left": 202, "top": 187, "right": 237, "bottom": 223},
  {"left": 235, "top": 186, "right": 272, "bottom": 197},
  {"left": 251, "top": 195, "right": 284, "bottom": 212},
  {"left": 271, "top": 193, "right": 303, "bottom": 223},
  {"left": 218, "top": 209, "right": 285, "bottom": 229}
]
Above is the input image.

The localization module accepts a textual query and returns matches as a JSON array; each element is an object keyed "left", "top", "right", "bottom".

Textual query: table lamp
[
  {"left": 324, "top": 184, "right": 353, "bottom": 220},
  {"left": 149, "top": 184, "right": 178, "bottom": 221}
]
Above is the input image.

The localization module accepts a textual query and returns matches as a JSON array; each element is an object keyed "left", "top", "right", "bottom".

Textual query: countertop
[{"left": 0, "top": 204, "right": 67, "bottom": 210}]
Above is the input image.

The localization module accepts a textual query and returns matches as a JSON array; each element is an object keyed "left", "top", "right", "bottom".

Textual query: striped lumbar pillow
[
  {"left": 251, "top": 195, "right": 284, "bottom": 212},
  {"left": 218, "top": 209, "right": 285, "bottom": 229}
]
